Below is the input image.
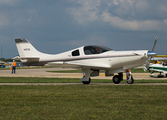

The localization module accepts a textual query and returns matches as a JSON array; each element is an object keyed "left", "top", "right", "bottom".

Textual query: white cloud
[
  {"left": 127, "top": 0, "right": 134, "bottom": 5},
  {"left": 68, "top": 0, "right": 100, "bottom": 24},
  {"left": 101, "top": 10, "right": 161, "bottom": 31},
  {"left": 164, "top": 19, "right": 167, "bottom": 24},
  {"left": 112, "top": 0, "right": 134, "bottom": 5},
  {"left": 160, "top": 5, "right": 167, "bottom": 12},
  {"left": 68, "top": 0, "right": 167, "bottom": 31},
  {"left": 113, "top": 0, "right": 124, "bottom": 5}
]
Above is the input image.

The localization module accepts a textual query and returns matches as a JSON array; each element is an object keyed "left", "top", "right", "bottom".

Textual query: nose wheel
[
  {"left": 125, "top": 69, "right": 134, "bottom": 84},
  {"left": 126, "top": 75, "right": 134, "bottom": 84}
]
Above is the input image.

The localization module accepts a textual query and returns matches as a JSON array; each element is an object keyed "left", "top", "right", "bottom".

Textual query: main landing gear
[
  {"left": 81, "top": 68, "right": 134, "bottom": 84},
  {"left": 81, "top": 69, "right": 99, "bottom": 84},
  {"left": 82, "top": 77, "right": 91, "bottom": 84},
  {"left": 113, "top": 73, "right": 123, "bottom": 84},
  {"left": 81, "top": 68, "right": 92, "bottom": 84}
]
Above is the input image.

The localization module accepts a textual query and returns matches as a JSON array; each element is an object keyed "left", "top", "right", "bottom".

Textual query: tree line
[{"left": 0, "top": 58, "right": 20, "bottom": 62}]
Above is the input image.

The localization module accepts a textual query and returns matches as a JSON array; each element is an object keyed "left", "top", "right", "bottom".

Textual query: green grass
[
  {"left": 0, "top": 85, "right": 167, "bottom": 120},
  {"left": 1, "top": 77, "right": 167, "bottom": 83},
  {"left": 131, "top": 68, "right": 149, "bottom": 73},
  {"left": 47, "top": 68, "right": 149, "bottom": 73}
]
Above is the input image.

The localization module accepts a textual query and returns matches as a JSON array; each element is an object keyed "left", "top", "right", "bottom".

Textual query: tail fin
[{"left": 14, "top": 38, "right": 41, "bottom": 59}]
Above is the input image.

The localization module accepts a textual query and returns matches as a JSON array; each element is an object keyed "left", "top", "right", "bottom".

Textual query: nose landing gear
[{"left": 126, "top": 74, "right": 134, "bottom": 84}]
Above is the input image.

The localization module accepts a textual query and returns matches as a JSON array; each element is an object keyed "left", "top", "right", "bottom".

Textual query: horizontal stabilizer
[{"left": 12, "top": 56, "right": 39, "bottom": 60}]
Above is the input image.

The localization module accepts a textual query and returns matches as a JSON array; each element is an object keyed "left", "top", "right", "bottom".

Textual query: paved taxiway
[
  {"left": 0, "top": 83, "right": 167, "bottom": 85},
  {"left": 0, "top": 68, "right": 167, "bottom": 85},
  {"left": 0, "top": 67, "right": 165, "bottom": 79}
]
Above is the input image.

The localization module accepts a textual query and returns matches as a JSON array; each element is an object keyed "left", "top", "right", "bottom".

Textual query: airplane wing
[
  {"left": 45, "top": 61, "right": 111, "bottom": 69},
  {"left": 46, "top": 61, "right": 125, "bottom": 75}
]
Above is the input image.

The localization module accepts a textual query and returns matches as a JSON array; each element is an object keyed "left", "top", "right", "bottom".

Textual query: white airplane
[
  {"left": 149, "top": 62, "right": 167, "bottom": 77},
  {"left": 13, "top": 38, "right": 157, "bottom": 84}
]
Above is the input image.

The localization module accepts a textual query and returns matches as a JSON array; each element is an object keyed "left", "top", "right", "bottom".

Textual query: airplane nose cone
[{"left": 147, "top": 51, "right": 157, "bottom": 57}]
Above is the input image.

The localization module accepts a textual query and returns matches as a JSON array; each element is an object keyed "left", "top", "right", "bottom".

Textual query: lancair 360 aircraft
[{"left": 13, "top": 38, "right": 157, "bottom": 84}]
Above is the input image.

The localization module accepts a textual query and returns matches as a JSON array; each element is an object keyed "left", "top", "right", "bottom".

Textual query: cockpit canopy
[{"left": 84, "top": 45, "right": 112, "bottom": 55}]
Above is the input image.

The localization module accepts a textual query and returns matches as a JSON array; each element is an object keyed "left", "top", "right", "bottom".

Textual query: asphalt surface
[
  {"left": 0, "top": 83, "right": 167, "bottom": 85},
  {"left": 0, "top": 67, "right": 167, "bottom": 85}
]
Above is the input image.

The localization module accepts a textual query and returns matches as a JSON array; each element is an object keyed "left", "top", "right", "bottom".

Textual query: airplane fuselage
[{"left": 20, "top": 46, "right": 148, "bottom": 72}]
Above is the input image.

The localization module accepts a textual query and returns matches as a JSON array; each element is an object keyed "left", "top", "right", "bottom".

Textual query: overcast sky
[{"left": 0, "top": 0, "right": 167, "bottom": 58}]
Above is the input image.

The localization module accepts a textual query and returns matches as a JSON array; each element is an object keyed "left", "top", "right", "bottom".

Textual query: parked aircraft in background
[
  {"left": 149, "top": 62, "right": 167, "bottom": 78},
  {"left": 151, "top": 55, "right": 167, "bottom": 64},
  {"left": 149, "top": 53, "right": 167, "bottom": 77},
  {"left": 13, "top": 38, "right": 157, "bottom": 84},
  {"left": 0, "top": 61, "right": 11, "bottom": 68}
]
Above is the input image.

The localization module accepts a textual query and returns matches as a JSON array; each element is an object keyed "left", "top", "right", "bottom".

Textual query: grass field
[
  {"left": 0, "top": 85, "right": 167, "bottom": 120},
  {"left": 0, "top": 70, "right": 166, "bottom": 120}
]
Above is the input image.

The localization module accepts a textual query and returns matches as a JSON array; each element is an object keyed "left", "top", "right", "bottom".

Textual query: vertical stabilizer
[{"left": 15, "top": 38, "right": 41, "bottom": 58}]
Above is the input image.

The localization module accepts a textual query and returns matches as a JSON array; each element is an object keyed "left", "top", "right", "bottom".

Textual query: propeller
[
  {"left": 152, "top": 36, "right": 158, "bottom": 52},
  {"left": 143, "top": 37, "right": 158, "bottom": 72}
]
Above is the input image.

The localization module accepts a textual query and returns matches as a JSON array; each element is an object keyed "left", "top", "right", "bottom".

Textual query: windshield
[{"left": 84, "top": 45, "right": 112, "bottom": 55}]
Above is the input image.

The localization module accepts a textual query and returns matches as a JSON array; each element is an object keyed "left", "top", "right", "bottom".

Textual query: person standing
[{"left": 12, "top": 60, "right": 16, "bottom": 74}]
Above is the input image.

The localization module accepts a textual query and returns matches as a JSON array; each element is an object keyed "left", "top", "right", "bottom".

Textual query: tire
[
  {"left": 113, "top": 75, "right": 121, "bottom": 84},
  {"left": 82, "top": 78, "right": 91, "bottom": 84},
  {"left": 157, "top": 74, "right": 164, "bottom": 78},
  {"left": 127, "top": 76, "right": 134, "bottom": 84}
]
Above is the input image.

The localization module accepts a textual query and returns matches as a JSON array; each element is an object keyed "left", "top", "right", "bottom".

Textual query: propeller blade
[
  {"left": 152, "top": 36, "right": 158, "bottom": 51},
  {"left": 143, "top": 37, "right": 158, "bottom": 71}
]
